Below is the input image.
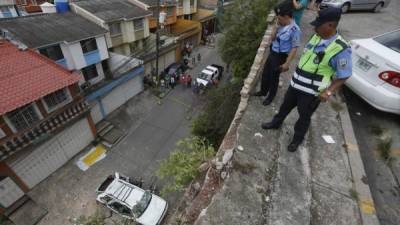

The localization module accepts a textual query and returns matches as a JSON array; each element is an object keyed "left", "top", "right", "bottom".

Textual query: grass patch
[
  {"left": 369, "top": 124, "right": 384, "bottom": 136},
  {"left": 349, "top": 188, "right": 359, "bottom": 201},
  {"left": 377, "top": 137, "right": 393, "bottom": 160}
]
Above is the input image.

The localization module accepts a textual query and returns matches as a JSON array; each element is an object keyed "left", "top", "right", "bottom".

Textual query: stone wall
[{"left": 165, "top": 10, "right": 276, "bottom": 225}]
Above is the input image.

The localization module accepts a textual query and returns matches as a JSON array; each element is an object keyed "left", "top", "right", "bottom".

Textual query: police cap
[
  {"left": 310, "top": 7, "right": 342, "bottom": 27},
  {"left": 274, "top": 0, "right": 293, "bottom": 17}
]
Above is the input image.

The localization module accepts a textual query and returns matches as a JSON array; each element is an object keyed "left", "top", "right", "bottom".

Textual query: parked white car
[
  {"left": 345, "top": 29, "right": 400, "bottom": 115},
  {"left": 96, "top": 173, "right": 168, "bottom": 225},
  {"left": 195, "top": 64, "right": 224, "bottom": 88},
  {"left": 321, "top": 0, "right": 391, "bottom": 13}
]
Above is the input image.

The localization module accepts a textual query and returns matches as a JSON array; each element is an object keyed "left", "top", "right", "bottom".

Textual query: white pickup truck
[
  {"left": 96, "top": 173, "right": 168, "bottom": 225},
  {"left": 195, "top": 64, "right": 224, "bottom": 88}
]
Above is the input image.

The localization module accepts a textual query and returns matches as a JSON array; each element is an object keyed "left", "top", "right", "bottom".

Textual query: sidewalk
[{"left": 192, "top": 10, "right": 377, "bottom": 225}]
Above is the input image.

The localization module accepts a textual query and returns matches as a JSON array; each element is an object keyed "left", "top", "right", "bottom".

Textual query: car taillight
[{"left": 379, "top": 71, "right": 400, "bottom": 88}]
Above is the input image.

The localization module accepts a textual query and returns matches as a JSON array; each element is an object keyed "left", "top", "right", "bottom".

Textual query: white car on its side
[
  {"left": 96, "top": 173, "right": 168, "bottom": 225},
  {"left": 346, "top": 29, "right": 400, "bottom": 115}
]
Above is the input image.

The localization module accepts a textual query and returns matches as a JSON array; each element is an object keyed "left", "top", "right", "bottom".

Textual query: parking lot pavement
[
  {"left": 338, "top": 2, "right": 400, "bottom": 225},
  {"left": 25, "top": 42, "right": 225, "bottom": 225}
]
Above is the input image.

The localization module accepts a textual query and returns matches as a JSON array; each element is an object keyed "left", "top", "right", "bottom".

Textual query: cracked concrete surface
[{"left": 194, "top": 9, "right": 362, "bottom": 225}]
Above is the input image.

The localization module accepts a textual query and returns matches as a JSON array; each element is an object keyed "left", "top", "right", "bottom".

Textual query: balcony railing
[{"left": 0, "top": 100, "right": 89, "bottom": 160}]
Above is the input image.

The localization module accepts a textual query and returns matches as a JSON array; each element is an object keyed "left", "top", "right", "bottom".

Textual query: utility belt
[{"left": 269, "top": 45, "right": 289, "bottom": 57}]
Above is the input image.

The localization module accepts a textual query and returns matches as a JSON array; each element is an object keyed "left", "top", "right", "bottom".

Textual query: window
[
  {"left": 0, "top": 128, "right": 5, "bottom": 139},
  {"left": 166, "top": 7, "right": 174, "bottom": 16},
  {"left": 81, "top": 64, "right": 99, "bottom": 81},
  {"left": 109, "top": 23, "right": 121, "bottom": 36},
  {"left": 134, "top": 19, "right": 144, "bottom": 31},
  {"left": 108, "top": 202, "right": 132, "bottom": 217},
  {"left": 374, "top": 30, "right": 400, "bottom": 53},
  {"left": 0, "top": 6, "right": 10, "bottom": 13},
  {"left": 80, "top": 38, "right": 98, "bottom": 53},
  {"left": 43, "top": 89, "right": 69, "bottom": 110},
  {"left": 7, "top": 104, "right": 40, "bottom": 131},
  {"left": 39, "top": 45, "right": 64, "bottom": 61}
]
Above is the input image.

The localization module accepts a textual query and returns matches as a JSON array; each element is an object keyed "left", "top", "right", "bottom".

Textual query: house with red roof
[{"left": 0, "top": 41, "right": 97, "bottom": 214}]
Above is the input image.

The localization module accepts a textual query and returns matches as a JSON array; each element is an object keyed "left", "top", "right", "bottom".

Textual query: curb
[{"left": 338, "top": 92, "right": 380, "bottom": 225}]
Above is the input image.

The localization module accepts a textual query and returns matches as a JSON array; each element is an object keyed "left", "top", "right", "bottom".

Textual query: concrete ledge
[{"left": 338, "top": 93, "right": 380, "bottom": 225}]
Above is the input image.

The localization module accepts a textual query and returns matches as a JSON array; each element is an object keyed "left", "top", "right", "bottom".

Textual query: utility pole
[
  {"left": 216, "top": 0, "right": 224, "bottom": 32},
  {"left": 155, "top": 0, "right": 160, "bottom": 85}
]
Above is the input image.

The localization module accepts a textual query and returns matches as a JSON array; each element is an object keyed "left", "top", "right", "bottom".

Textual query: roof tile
[{"left": 0, "top": 41, "right": 81, "bottom": 115}]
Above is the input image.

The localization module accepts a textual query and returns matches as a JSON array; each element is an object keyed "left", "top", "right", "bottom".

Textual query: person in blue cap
[
  {"left": 262, "top": 7, "right": 352, "bottom": 152},
  {"left": 252, "top": 2, "right": 301, "bottom": 106}
]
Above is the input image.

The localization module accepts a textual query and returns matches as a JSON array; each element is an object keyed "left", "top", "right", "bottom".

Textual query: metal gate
[{"left": 8, "top": 118, "right": 93, "bottom": 189}]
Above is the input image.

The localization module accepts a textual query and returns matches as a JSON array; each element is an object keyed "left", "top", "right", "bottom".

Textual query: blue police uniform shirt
[
  {"left": 272, "top": 20, "right": 301, "bottom": 53},
  {"left": 306, "top": 33, "right": 352, "bottom": 79}
]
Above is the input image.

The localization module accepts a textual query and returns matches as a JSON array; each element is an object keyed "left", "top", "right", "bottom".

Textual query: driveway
[{"left": 25, "top": 41, "right": 226, "bottom": 225}]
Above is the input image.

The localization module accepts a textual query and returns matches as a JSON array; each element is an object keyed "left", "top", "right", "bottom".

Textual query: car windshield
[
  {"left": 199, "top": 72, "right": 209, "bottom": 80},
  {"left": 374, "top": 30, "right": 400, "bottom": 53},
  {"left": 132, "top": 191, "right": 152, "bottom": 218}
]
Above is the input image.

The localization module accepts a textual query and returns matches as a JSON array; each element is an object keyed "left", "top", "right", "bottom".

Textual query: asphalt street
[
  {"left": 337, "top": 2, "right": 400, "bottom": 225},
  {"left": 29, "top": 40, "right": 225, "bottom": 225}
]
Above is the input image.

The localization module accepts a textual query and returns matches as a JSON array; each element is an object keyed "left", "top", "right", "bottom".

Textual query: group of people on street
[
  {"left": 144, "top": 73, "right": 193, "bottom": 90},
  {"left": 255, "top": 1, "right": 353, "bottom": 152}
]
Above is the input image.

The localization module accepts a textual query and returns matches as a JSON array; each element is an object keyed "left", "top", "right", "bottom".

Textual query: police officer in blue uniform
[
  {"left": 253, "top": 2, "right": 301, "bottom": 106},
  {"left": 262, "top": 7, "right": 352, "bottom": 152}
]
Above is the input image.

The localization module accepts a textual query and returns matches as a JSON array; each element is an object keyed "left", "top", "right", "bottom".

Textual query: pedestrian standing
[
  {"left": 170, "top": 75, "right": 176, "bottom": 89},
  {"left": 292, "top": 0, "right": 308, "bottom": 26},
  {"left": 197, "top": 53, "right": 201, "bottom": 63},
  {"left": 252, "top": 2, "right": 301, "bottom": 106},
  {"left": 262, "top": 7, "right": 352, "bottom": 152},
  {"left": 192, "top": 56, "right": 196, "bottom": 66},
  {"left": 187, "top": 74, "right": 192, "bottom": 88},
  {"left": 314, "top": 0, "right": 322, "bottom": 11}
]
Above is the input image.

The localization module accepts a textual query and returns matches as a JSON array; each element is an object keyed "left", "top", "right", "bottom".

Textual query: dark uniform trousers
[
  {"left": 271, "top": 86, "right": 320, "bottom": 143},
  {"left": 260, "top": 51, "right": 288, "bottom": 100}
]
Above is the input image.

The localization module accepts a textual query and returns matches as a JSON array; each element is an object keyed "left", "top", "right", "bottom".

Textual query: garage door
[{"left": 8, "top": 118, "right": 93, "bottom": 188}]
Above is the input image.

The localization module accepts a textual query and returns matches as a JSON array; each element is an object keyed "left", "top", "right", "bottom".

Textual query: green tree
[
  {"left": 70, "top": 211, "right": 130, "bottom": 225},
  {"left": 156, "top": 137, "right": 215, "bottom": 196},
  {"left": 219, "top": 0, "right": 277, "bottom": 79},
  {"left": 191, "top": 80, "right": 242, "bottom": 147}
]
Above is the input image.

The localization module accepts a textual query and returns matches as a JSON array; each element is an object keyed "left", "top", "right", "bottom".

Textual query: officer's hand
[
  {"left": 280, "top": 63, "right": 289, "bottom": 72},
  {"left": 319, "top": 91, "right": 330, "bottom": 102}
]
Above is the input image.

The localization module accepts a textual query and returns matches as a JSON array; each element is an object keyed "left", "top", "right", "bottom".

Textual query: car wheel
[
  {"left": 341, "top": 3, "right": 350, "bottom": 13},
  {"left": 373, "top": 2, "right": 383, "bottom": 13}
]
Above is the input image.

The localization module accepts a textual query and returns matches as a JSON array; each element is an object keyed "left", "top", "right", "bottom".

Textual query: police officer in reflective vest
[
  {"left": 253, "top": 2, "right": 301, "bottom": 106},
  {"left": 262, "top": 7, "right": 352, "bottom": 152}
]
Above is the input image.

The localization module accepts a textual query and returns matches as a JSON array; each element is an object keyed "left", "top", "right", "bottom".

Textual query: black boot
[
  {"left": 261, "top": 121, "right": 281, "bottom": 130},
  {"left": 287, "top": 139, "right": 302, "bottom": 152},
  {"left": 262, "top": 98, "right": 273, "bottom": 106}
]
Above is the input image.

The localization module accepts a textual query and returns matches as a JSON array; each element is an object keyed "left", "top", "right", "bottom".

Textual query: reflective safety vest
[{"left": 290, "top": 34, "right": 349, "bottom": 95}]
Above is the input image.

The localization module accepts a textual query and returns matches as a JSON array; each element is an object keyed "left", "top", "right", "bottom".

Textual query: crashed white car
[
  {"left": 195, "top": 64, "right": 224, "bottom": 88},
  {"left": 96, "top": 173, "right": 168, "bottom": 225},
  {"left": 346, "top": 29, "right": 400, "bottom": 115}
]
